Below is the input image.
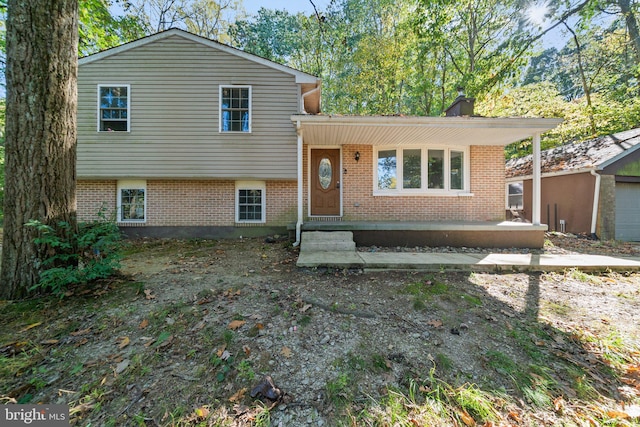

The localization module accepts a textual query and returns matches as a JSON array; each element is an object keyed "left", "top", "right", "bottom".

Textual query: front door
[{"left": 311, "top": 149, "right": 341, "bottom": 216}]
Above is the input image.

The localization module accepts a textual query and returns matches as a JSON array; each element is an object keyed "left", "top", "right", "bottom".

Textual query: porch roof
[{"left": 291, "top": 114, "right": 562, "bottom": 147}]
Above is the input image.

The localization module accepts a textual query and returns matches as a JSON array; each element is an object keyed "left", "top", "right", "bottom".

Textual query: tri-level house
[{"left": 77, "top": 29, "right": 562, "bottom": 248}]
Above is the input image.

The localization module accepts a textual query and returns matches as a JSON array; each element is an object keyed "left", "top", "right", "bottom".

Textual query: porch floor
[{"left": 292, "top": 220, "right": 548, "bottom": 248}]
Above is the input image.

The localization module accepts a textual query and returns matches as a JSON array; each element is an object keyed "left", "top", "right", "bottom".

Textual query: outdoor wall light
[{"left": 355, "top": 151, "right": 360, "bottom": 162}]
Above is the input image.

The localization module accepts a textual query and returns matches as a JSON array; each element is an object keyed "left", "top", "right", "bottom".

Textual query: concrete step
[{"left": 300, "top": 231, "right": 356, "bottom": 252}]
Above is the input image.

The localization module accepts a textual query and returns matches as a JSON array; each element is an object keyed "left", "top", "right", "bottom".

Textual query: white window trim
[
  {"left": 235, "top": 181, "right": 266, "bottom": 223},
  {"left": 117, "top": 180, "right": 147, "bottom": 223},
  {"left": 506, "top": 180, "right": 524, "bottom": 209},
  {"left": 373, "top": 146, "right": 472, "bottom": 196},
  {"left": 97, "top": 84, "right": 131, "bottom": 132},
  {"left": 219, "top": 85, "right": 252, "bottom": 133}
]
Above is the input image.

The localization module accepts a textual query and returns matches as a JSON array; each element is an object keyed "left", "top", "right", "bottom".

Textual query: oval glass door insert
[{"left": 319, "top": 158, "right": 332, "bottom": 189}]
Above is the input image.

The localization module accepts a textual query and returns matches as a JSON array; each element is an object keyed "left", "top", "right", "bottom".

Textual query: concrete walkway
[{"left": 297, "top": 250, "right": 640, "bottom": 272}]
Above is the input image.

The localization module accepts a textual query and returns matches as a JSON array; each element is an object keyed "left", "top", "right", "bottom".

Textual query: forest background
[{"left": 0, "top": 0, "right": 638, "bottom": 217}]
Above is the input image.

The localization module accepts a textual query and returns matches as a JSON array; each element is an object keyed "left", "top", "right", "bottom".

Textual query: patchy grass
[{"left": 1, "top": 237, "right": 639, "bottom": 426}]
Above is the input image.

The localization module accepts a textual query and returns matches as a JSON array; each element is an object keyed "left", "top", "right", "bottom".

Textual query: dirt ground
[{"left": 1, "top": 233, "right": 640, "bottom": 426}]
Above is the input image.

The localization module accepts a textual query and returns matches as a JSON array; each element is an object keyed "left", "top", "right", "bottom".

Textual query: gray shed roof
[{"left": 506, "top": 127, "right": 640, "bottom": 178}]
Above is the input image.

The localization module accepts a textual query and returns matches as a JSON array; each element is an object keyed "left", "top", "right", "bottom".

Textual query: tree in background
[
  {"left": 230, "top": 8, "right": 303, "bottom": 63},
  {"left": 1, "top": 0, "right": 78, "bottom": 299},
  {"left": 79, "top": 0, "right": 145, "bottom": 56},
  {"left": 124, "top": 0, "right": 241, "bottom": 41}
]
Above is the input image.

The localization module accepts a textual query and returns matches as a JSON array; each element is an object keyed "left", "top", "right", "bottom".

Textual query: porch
[{"left": 291, "top": 220, "right": 548, "bottom": 249}]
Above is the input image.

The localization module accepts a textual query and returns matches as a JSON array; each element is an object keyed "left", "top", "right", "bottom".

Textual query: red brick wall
[
  {"left": 77, "top": 179, "right": 296, "bottom": 226},
  {"left": 78, "top": 145, "right": 506, "bottom": 226},
  {"left": 77, "top": 180, "right": 117, "bottom": 221},
  {"left": 304, "top": 145, "right": 505, "bottom": 222}
]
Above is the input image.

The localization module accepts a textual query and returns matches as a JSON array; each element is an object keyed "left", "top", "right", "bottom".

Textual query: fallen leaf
[
  {"left": 553, "top": 396, "right": 565, "bottom": 414},
  {"left": 75, "top": 337, "right": 89, "bottom": 347},
  {"left": 138, "top": 319, "right": 149, "bottom": 329},
  {"left": 117, "top": 336, "right": 130, "bottom": 349},
  {"left": 243, "top": 345, "right": 251, "bottom": 356},
  {"left": 459, "top": 410, "right": 475, "bottom": 426},
  {"left": 216, "top": 344, "right": 227, "bottom": 357},
  {"left": 158, "top": 334, "right": 173, "bottom": 349},
  {"left": 20, "top": 322, "right": 43, "bottom": 333},
  {"left": 194, "top": 406, "right": 210, "bottom": 418},
  {"left": 607, "top": 410, "right": 630, "bottom": 419},
  {"left": 228, "top": 320, "right": 246, "bottom": 330},
  {"left": 190, "top": 320, "right": 206, "bottom": 332},
  {"left": 427, "top": 319, "right": 443, "bottom": 328},
  {"left": 508, "top": 410, "right": 522, "bottom": 421},
  {"left": 229, "top": 388, "right": 247, "bottom": 402},
  {"left": 144, "top": 289, "right": 156, "bottom": 300},
  {"left": 71, "top": 328, "right": 92, "bottom": 336},
  {"left": 281, "top": 346, "right": 292, "bottom": 358},
  {"left": 299, "top": 303, "right": 312, "bottom": 313}
]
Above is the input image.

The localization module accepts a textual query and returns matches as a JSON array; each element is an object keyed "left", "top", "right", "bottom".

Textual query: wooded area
[{"left": 3, "top": 0, "right": 639, "bottom": 153}]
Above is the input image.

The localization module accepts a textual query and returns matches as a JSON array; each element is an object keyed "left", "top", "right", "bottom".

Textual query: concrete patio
[{"left": 296, "top": 231, "right": 640, "bottom": 272}]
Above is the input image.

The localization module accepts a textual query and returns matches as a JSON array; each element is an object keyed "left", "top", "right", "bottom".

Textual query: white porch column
[{"left": 532, "top": 132, "right": 542, "bottom": 226}]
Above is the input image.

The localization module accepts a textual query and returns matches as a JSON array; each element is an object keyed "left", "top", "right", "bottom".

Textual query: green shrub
[{"left": 26, "top": 210, "right": 123, "bottom": 296}]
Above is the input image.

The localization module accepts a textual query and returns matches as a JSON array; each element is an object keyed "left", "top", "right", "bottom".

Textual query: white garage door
[{"left": 615, "top": 182, "right": 640, "bottom": 241}]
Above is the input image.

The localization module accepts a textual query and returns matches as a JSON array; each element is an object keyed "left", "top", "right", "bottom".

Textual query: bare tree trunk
[
  {"left": 1, "top": 0, "right": 78, "bottom": 299},
  {"left": 564, "top": 21, "right": 597, "bottom": 136},
  {"left": 618, "top": 0, "right": 640, "bottom": 65}
]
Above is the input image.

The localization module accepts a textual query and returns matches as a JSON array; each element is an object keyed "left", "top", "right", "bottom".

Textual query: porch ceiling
[{"left": 291, "top": 114, "right": 563, "bottom": 147}]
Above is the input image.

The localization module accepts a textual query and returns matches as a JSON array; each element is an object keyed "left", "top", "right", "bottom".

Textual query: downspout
[
  {"left": 293, "top": 122, "right": 304, "bottom": 247},
  {"left": 590, "top": 169, "right": 601, "bottom": 239}
]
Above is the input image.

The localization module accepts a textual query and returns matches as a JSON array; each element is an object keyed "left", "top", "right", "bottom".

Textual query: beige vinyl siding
[{"left": 77, "top": 35, "right": 300, "bottom": 179}]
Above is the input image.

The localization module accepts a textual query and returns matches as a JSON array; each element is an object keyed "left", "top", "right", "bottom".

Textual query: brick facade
[
  {"left": 77, "top": 179, "right": 297, "bottom": 227},
  {"left": 303, "top": 145, "right": 506, "bottom": 222},
  {"left": 78, "top": 146, "right": 505, "bottom": 228}
]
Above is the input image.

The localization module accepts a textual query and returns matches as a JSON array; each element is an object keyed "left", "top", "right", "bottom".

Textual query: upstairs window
[
  {"left": 220, "top": 86, "right": 251, "bottom": 132},
  {"left": 98, "top": 85, "right": 130, "bottom": 132},
  {"left": 375, "top": 147, "right": 469, "bottom": 194}
]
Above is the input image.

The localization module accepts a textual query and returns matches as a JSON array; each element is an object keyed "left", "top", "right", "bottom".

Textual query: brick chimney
[{"left": 445, "top": 87, "right": 475, "bottom": 117}]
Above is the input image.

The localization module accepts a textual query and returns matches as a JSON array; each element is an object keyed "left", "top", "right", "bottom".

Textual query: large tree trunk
[{"left": 1, "top": 0, "right": 78, "bottom": 299}]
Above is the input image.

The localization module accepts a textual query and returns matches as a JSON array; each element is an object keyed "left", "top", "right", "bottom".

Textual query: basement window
[
  {"left": 236, "top": 181, "right": 265, "bottom": 223},
  {"left": 117, "top": 180, "right": 146, "bottom": 223}
]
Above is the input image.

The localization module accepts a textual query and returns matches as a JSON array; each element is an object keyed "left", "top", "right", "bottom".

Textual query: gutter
[
  {"left": 300, "top": 85, "right": 321, "bottom": 114},
  {"left": 590, "top": 169, "right": 601, "bottom": 239}
]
